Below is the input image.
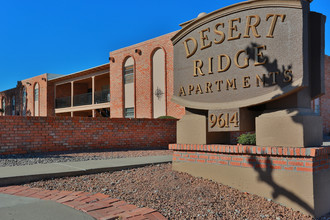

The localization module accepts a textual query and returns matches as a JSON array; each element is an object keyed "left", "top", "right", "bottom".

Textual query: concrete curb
[{"left": 0, "top": 155, "right": 172, "bottom": 186}]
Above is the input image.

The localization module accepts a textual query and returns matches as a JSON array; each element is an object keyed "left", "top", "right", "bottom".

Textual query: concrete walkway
[
  {"left": 0, "top": 155, "right": 172, "bottom": 220},
  {"left": 0, "top": 155, "right": 172, "bottom": 186},
  {"left": 0, "top": 193, "right": 94, "bottom": 220}
]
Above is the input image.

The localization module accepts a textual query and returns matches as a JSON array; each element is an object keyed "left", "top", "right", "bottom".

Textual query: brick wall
[
  {"left": 21, "top": 74, "right": 48, "bottom": 117},
  {"left": 170, "top": 144, "right": 330, "bottom": 173},
  {"left": 47, "top": 82, "right": 55, "bottom": 116},
  {"left": 0, "top": 87, "right": 21, "bottom": 116},
  {"left": 321, "top": 55, "right": 330, "bottom": 135},
  {"left": 109, "top": 32, "right": 185, "bottom": 119},
  {"left": 0, "top": 117, "right": 177, "bottom": 155}
]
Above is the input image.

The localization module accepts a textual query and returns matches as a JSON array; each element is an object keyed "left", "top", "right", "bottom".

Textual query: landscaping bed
[
  {"left": 25, "top": 163, "right": 321, "bottom": 220},
  {"left": 0, "top": 148, "right": 171, "bottom": 167}
]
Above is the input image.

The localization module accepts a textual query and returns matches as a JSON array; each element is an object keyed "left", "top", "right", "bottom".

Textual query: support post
[
  {"left": 92, "top": 76, "right": 95, "bottom": 105},
  {"left": 71, "top": 81, "right": 74, "bottom": 107}
]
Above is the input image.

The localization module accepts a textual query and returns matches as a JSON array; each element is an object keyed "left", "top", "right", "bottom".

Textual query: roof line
[{"left": 49, "top": 63, "right": 109, "bottom": 81}]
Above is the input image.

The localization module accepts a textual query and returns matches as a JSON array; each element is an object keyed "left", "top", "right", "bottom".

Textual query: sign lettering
[{"left": 172, "top": 3, "right": 307, "bottom": 110}]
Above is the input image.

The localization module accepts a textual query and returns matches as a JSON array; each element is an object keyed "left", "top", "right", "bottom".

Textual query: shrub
[
  {"left": 157, "top": 116, "right": 177, "bottom": 119},
  {"left": 237, "top": 133, "right": 256, "bottom": 145}
]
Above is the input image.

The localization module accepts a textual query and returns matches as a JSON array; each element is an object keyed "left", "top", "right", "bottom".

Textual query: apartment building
[
  {"left": 52, "top": 64, "right": 110, "bottom": 117},
  {"left": 0, "top": 32, "right": 185, "bottom": 119},
  {"left": 0, "top": 32, "right": 329, "bottom": 135}
]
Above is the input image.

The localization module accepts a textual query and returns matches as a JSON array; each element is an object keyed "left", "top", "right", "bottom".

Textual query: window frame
[
  {"left": 11, "top": 96, "right": 15, "bottom": 115},
  {"left": 2, "top": 98, "right": 5, "bottom": 115},
  {"left": 22, "top": 87, "right": 27, "bottom": 116},
  {"left": 34, "top": 83, "right": 40, "bottom": 116},
  {"left": 123, "top": 65, "right": 134, "bottom": 84},
  {"left": 124, "top": 107, "right": 134, "bottom": 118}
]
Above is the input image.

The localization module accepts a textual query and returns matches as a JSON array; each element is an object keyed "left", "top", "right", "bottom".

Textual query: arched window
[
  {"left": 11, "top": 96, "right": 15, "bottom": 115},
  {"left": 22, "top": 87, "right": 27, "bottom": 116},
  {"left": 152, "top": 48, "right": 166, "bottom": 118},
  {"left": 34, "top": 83, "right": 39, "bottom": 116},
  {"left": 1, "top": 98, "right": 5, "bottom": 116},
  {"left": 123, "top": 57, "right": 135, "bottom": 118}
]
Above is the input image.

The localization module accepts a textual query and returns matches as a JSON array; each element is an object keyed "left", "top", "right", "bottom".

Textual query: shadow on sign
[{"left": 247, "top": 153, "right": 314, "bottom": 215}]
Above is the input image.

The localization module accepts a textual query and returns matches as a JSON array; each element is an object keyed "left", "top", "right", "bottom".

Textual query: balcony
[
  {"left": 95, "top": 90, "right": 110, "bottom": 104},
  {"left": 73, "top": 92, "right": 92, "bottom": 106},
  {"left": 55, "top": 96, "right": 71, "bottom": 109},
  {"left": 55, "top": 90, "right": 110, "bottom": 109},
  {"left": 54, "top": 72, "right": 110, "bottom": 116}
]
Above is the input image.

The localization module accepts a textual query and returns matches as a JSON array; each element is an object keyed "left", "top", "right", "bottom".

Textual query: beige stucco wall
[
  {"left": 152, "top": 48, "right": 166, "bottom": 118},
  {"left": 124, "top": 84, "right": 134, "bottom": 108},
  {"left": 313, "top": 168, "right": 330, "bottom": 217},
  {"left": 173, "top": 161, "right": 316, "bottom": 216}
]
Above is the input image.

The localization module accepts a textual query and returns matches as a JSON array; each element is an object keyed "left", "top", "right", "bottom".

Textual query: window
[
  {"left": 102, "top": 85, "right": 110, "bottom": 102},
  {"left": 23, "top": 87, "right": 27, "bottom": 116},
  {"left": 124, "top": 65, "right": 134, "bottom": 84},
  {"left": 34, "top": 84, "right": 39, "bottom": 101},
  {"left": 312, "top": 98, "right": 320, "bottom": 115},
  {"left": 124, "top": 57, "right": 135, "bottom": 115},
  {"left": 1, "top": 98, "right": 5, "bottom": 116},
  {"left": 34, "top": 83, "right": 39, "bottom": 116},
  {"left": 12, "top": 96, "right": 15, "bottom": 115},
  {"left": 124, "top": 107, "right": 134, "bottom": 118}
]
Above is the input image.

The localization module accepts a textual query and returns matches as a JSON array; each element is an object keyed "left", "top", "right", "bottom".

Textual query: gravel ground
[
  {"left": 0, "top": 148, "right": 171, "bottom": 167},
  {"left": 25, "top": 163, "right": 328, "bottom": 220}
]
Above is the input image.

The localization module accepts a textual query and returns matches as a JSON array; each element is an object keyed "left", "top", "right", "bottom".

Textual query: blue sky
[{"left": 0, "top": 0, "right": 329, "bottom": 91}]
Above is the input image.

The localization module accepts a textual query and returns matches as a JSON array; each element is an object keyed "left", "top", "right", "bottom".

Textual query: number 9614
[{"left": 209, "top": 112, "right": 239, "bottom": 128}]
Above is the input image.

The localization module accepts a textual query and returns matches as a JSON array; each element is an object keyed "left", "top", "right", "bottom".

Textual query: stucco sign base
[
  {"left": 177, "top": 109, "right": 230, "bottom": 144},
  {"left": 256, "top": 108, "right": 323, "bottom": 147},
  {"left": 170, "top": 144, "right": 330, "bottom": 218}
]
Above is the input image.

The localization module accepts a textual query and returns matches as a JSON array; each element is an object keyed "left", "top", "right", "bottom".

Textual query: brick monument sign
[{"left": 170, "top": 0, "right": 329, "bottom": 217}]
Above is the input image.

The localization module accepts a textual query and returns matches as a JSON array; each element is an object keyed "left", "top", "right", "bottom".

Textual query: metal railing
[
  {"left": 73, "top": 92, "right": 92, "bottom": 106},
  {"left": 55, "top": 96, "right": 71, "bottom": 108},
  {"left": 55, "top": 90, "right": 110, "bottom": 108},
  {"left": 94, "top": 90, "right": 110, "bottom": 104}
]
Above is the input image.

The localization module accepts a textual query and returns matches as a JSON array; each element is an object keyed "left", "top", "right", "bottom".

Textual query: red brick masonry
[
  {"left": 0, "top": 186, "right": 166, "bottom": 220},
  {"left": 169, "top": 144, "right": 330, "bottom": 173},
  {"left": 321, "top": 55, "right": 330, "bottom": 135},
  {"left": 0, "top": 116, "right": 177, "bottom": 155}
]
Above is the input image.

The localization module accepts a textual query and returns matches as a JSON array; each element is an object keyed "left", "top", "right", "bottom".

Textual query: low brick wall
[
  {"left": 0, "top": 116, "right": 177, "bottom": 155},
  {"left": 170, "top": 144, "right": 330, "bottom": 217},
  {"left": 170, "top": 144, "right": 330, "bottom": 173}
]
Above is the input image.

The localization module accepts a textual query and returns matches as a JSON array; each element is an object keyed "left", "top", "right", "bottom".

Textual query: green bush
[
  {"left": 237, "top": 133, "right": 256, "bottom": 145},
  {"left": 157, "top": 116, "right": 177, "bottom": 119}
]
